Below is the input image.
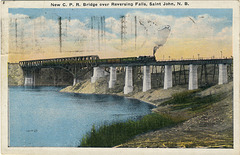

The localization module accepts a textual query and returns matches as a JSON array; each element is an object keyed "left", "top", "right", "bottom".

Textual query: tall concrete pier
[
  {"left": 73, "top": 77, "right": 77, "bottom": 86},
  {"left": 164, "top": 65, "right": 172, "bottom": 89},
  {"left": 218, "top": 64, "right": 228, "bottom": 85},
  {"left": 143, "top": 66, "right": 151, "bottom": 92},
  {"left": 109, "top": 67, "right": 117, "bottom": 88},
  {"left": 124, "top": 66, "right": 133, "bottom": 94},
  {"left": 188, "top": 64, "right": 198, "bottom": 90},
  {"left": 91, "top": 67, "right": 105, "bottom": 83}
]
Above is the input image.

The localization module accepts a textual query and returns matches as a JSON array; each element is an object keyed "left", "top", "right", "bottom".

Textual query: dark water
[{"left": 9, "top": 86, "right": 155, "bottom": 147}]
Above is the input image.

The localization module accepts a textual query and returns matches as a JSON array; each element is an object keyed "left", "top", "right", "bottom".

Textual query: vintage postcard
[{"left": 1, "top": 1, "right": 239, "bottom": 155}]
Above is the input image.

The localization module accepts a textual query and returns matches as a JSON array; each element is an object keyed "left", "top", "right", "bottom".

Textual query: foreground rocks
[{"left": 119, "top": 85, "right": 233, "bottom": 148}]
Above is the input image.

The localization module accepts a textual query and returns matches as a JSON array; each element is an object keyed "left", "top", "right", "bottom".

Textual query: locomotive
[
  {"left": 137, "top": 56, "right": 156, "bottom": 63},
  {"left": 96, "top": 55, "right": 156, "bottom": 64}
]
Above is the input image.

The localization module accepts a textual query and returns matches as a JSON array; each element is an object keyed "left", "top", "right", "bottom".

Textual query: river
[{"left": 8, "top": 86, "right": 155, "bottom": 147}]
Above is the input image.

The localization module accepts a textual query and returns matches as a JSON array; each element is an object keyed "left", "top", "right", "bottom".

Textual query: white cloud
[
  {"left": 8, "top": 12, "right": 232, "bottom": 55},
  {"left": 216, "top": 26, "right": 232, "bottom": 40}
]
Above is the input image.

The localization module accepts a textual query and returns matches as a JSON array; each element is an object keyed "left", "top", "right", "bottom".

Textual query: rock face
[
  {"left": 8, "top": 63, "right": 75, "bottom": 86},
  {"left": 8, "top": 63, "right": 24, "bottom": 86},
  {"left": 33, "top": 68, "right": 73, "bottom": 86}
]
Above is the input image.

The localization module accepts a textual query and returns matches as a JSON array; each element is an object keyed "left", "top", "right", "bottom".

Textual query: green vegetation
[
  {"left": 79, "top": 87, "right": 229, "bottom": 148},
  {"left": 80, "top": 113, "right": 179, "bottom": 147},
  {"left": 163, "top": 89, "right": 227, "bottom": 112}
]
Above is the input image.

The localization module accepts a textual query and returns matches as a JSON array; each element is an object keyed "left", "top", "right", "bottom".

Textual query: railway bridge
[{"left": 19, "top": 55, "right": 233, "bottom": 94}]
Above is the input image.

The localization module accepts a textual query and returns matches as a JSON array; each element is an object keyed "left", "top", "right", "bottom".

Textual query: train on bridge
[
  {"left": 19, "top": 55, "right": 156, "bottom": 67},
  {"left": 19, "top": 54, "right": 232, "bottom": 92}
]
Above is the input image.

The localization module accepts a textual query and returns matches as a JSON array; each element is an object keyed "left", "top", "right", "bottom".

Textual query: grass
[
  {"left": 80, "top": 87, "right": 228, "bottom": 147},
  {"left": 163, "top": 89, "right": 227, "bottom": 112},
  {"left": 80, "top": 113, "right": 179, "bottom": 147},
  {"left": 161, "top": 89, "right": 200, "bottom": 106}
]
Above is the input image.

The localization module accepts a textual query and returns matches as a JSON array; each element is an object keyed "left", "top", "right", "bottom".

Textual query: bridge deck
[
  {"left": 19, "top": 56, "right": 233, "bottom": 68},
  {"left": 98, "top": 58, "right": 233, "bottom": 67}
]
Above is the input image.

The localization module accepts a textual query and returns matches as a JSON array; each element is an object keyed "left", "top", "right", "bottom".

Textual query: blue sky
[{"left": 9, "top": 8, "right": 232, "bottom": 23}]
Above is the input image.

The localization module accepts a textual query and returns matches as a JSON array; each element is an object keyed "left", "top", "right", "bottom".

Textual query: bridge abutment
[
  {"left": 143, "top": 66, "right": 151, "bottom": 92},
  {"left": 218, "top": 64, "right": 228, "bottom": 85},
  {"left": 109, "top": 67, "right": 117, "bottom": 88},
  {"left": 91, "top": 67, "right": 105, "bottom": 83},
  {"left": 164, "top": 65, "right": 172, "bottom": 89},
  {"left": 188, "top": 64, "right": 198, "bottom": 90},
  {"left": 124, "top": 66, "right": 133, "bottom": 94}
]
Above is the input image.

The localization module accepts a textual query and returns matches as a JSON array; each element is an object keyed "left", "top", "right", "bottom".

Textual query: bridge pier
[
  {"left": 164, "top": 65, "right": 172, "bottom": 89},
  {"left": 19, "top": 55, "right": 233, "bottom": 88},
  {"left": 109, "top": 67, "right": 117, "bottom": 88},
  {"left": 143, "top": 66, "right": 151, "bottom": 92},
  {"left": 91, "top": 67, "right": 105, "bottom": 83},
  {"left": 124, "top": 66, "right": 133, "bottom": 94},
  {"left": 218, "top": 64, "right": 228, "bottom": 85},
  {"left": 24, "top": 70, "right": 35, "bottom": 86},
  {"left": 24, "top": 76, "right": 34, "bottom": 86},
  {"left": 73, "top": 77, "right": 77, "bottom": 86},
  {"left": 188, "top": 64, "right": 198, "bottom": 90}
]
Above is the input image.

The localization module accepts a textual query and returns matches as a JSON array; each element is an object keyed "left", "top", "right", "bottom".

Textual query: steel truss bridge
[{"left": 19, "top": 55, "right": 233, "bottom": 86}]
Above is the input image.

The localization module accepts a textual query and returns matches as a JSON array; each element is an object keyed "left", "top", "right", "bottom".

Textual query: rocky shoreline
[
  {"left": 60, "top": 77, "right": 188, "bottom": 108},
  {"left": 60, "top": 76, "right": 233, "bottom": 148}
]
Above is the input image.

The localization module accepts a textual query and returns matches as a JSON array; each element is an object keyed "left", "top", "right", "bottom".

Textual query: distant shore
[{"left": 60, "top": 77, "right": 188, "bottom": 108}]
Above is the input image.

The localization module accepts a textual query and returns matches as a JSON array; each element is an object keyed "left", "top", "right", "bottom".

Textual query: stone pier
[
  {"left": 109, "top": 67, "right": 117, "bottom": 88},
  {"left": 24, "top": 72, "right": 35, "bottom": 86},
  {"left": 164, "top": 65, "right": 172, "bottom": 89},
  {"left": 24, "top": 77, "right": 34, "bottom": 86},
  {"left": 91, "top": 67, "right": 105, "bottom": 83},
  {"left": 124, "top": 66, "right": 133, "bottom": 94},
  {"left": 188, "top": 64, "right": 198, "bottom": 90},
  {"left": 143, "top": 66, "right": 151, "bottom": 92},
  {"left": 218, "top": 64, "right": 228, "bottom": 85}
]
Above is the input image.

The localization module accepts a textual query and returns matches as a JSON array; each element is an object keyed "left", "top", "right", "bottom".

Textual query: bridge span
[{"left": 19, "top": 55, "right": 233, "bottom": 94}]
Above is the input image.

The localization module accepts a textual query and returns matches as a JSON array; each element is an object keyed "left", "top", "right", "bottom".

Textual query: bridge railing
[
  {"left": 158, "top": 56, "right": 232, "bottom": 62},
  {"left": 19, "top": 55, "right": 99, "bottom": 67}
]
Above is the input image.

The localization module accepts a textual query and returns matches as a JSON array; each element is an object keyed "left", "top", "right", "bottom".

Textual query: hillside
[
  {"left": 118, "top": 82, "right": 233, "bottom": 148},
  {"left": 60, "top": 73, "right": 233, "bottom": 148}
]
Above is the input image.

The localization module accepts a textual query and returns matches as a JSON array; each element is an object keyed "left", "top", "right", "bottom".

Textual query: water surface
[{"left": 9, "top": 86, "right": 155, "bottom": 147}]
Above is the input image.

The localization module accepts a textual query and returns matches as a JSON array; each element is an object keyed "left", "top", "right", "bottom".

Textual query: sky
[{"left": 8, "top": 8, "right": 232, "bottom": 62}]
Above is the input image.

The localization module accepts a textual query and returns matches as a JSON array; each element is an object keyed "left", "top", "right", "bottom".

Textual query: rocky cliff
[{"left": 8, "top": 63, "right": 24, "bottom": 86}]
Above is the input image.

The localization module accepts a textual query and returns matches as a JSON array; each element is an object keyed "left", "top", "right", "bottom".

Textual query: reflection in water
[{"left": 9, "top": 86, "right": 155, "bottom": 147}]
